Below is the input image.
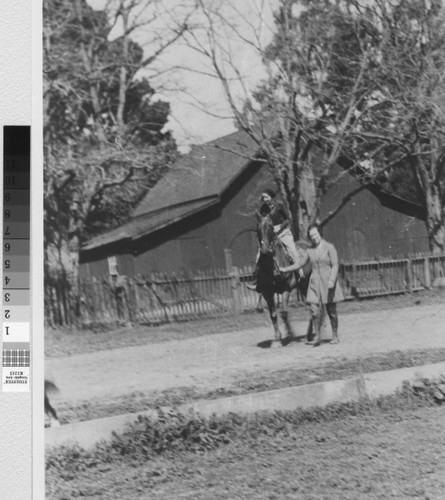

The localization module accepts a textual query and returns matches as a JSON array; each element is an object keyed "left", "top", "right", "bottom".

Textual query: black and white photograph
[{"left": 43, "top": 0, "right": 445, "bottom": 498}]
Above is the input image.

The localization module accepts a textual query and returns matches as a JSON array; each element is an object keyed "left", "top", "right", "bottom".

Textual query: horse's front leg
[{"left": 264, "top": 292, "right": 282, "bottom": 342}]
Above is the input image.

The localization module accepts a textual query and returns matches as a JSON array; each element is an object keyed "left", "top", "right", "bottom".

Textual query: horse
[
  {"left": 45, "top": 379, "right": 61, "bottom": 427},
  {"left": 255, "top": 215, "right": 310, "bottom": 344}
]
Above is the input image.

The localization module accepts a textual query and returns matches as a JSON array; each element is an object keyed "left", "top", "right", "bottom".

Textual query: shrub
[{"left": 46, "top": 377, "right": 445, "bottom": 472}]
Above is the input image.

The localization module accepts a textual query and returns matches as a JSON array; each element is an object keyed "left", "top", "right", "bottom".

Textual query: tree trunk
[
  {"left": 416, "top": 159, "right": 444, "bottom": 254},
  {"left": 68, "top": 233, "right": 81, "bottom": 319},
  {"left": 116, "top": 11, "right": 129, "bottom": 129},
  {"left": 425, "top": 190, "right": 444, "bottom": 254},
  {"left": 297, "top": 162, "right": 318, "bottom": 241}
]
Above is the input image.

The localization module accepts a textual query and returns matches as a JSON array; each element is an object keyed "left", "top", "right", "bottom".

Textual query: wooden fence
[{"left": 45, "top": 251, "right": 445, "bottom": 327}]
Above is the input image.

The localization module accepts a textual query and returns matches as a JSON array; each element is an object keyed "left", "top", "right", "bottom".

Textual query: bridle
[{"left": 258, "top": 215, "right": 277, "bottom": 255}]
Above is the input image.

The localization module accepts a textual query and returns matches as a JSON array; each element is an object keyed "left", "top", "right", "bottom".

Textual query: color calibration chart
[{"left": 2, "top": 126, "right": 31, "bottom": 391}]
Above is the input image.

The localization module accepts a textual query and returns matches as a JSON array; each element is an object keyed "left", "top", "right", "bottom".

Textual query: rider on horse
[{"left": 247, "top": 187, "right": 302, "bottom": 291}]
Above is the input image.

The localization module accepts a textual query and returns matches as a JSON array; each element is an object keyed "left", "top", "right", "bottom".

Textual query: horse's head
[{"left": 257, "top": 215, "right": 275, "bottom": 256}]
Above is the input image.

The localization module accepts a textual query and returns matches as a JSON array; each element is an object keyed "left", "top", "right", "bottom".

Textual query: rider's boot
[{"left": 246, "top": 265, "right": 258, "bottom": 291}]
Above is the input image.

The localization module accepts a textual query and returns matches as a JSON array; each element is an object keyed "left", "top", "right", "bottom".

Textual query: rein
[{"left": 258, "top": 217, "right": 291, "bottom": 278}]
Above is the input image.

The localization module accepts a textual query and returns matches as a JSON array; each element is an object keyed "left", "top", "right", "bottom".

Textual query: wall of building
[
  {"left": 79, "top": 161, "right": 429, "bottom": 279},
  {"left": 320, "top": 165, "right": 428, "bottom": 261}
]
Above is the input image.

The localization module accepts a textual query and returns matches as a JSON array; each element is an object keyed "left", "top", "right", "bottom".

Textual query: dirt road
[{"left": 45, "top": 303, "right": 445, "bottom": 411}]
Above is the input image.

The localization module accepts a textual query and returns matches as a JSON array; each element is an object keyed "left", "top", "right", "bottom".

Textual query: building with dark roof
[{"left": 79, "top": 130, "right": 428, "bottom": 278}]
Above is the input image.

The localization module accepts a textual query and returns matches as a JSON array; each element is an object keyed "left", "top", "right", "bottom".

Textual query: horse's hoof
[
  {"left": 330, "top": 338, "right": 340, "bottom": 345},
  {"left": 271, "top": 340, "right": 281, "bottom": 348}
]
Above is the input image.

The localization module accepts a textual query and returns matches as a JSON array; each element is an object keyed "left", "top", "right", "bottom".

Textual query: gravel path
[{"left": 46, "top": 303, "right": 445, "bottom": 409}]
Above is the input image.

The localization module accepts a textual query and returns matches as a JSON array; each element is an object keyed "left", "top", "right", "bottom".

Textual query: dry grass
[{"left": 46, "top": 385, "right": 445, "bottom": 500}]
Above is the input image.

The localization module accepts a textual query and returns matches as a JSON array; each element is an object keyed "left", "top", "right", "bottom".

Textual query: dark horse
[{"left": 255, "top": 215, "right": 310, "bottom": 344}]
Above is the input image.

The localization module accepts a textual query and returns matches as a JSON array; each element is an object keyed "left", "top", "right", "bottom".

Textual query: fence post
[
  {"left": 225, "top": 248, "right": 243, "bottom": 312},
  {"left": 424, "top": 256, "right": 431, "bottom": 288},
  {"left": 230, "top": 266, "right": 242, "bottom": 313},
  {"left": 224, "top": 248, "right": 233, "bottom": 273},
  {"left": 352, "top": 261, "right": 357, "bottom": 293},
  {"left": 406, "top": 259, "right": 413, "bottom": 293}
]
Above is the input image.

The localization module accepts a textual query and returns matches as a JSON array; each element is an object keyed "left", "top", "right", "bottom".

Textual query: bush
[{"left": 46, "top": 377, "right": 445, "bottom": 473}]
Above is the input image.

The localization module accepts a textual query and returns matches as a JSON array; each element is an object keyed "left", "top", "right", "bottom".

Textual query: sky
[{"left": 87, "top": 0, "right": 278, "bottom": 151}]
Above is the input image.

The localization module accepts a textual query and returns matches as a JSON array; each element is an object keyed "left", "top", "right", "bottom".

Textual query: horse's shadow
[{"left": 257, "top": 334, "right": 306, "bottom": 348}]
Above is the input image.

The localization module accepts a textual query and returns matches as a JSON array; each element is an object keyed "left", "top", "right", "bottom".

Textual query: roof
[
  {"left": 133, "top": 130, "right": 260, "bottom": 216},
  {"left": 82, "top": 130, "right": 261, "bottom": 251},
  {"left": 82, "top": 196, "right": 219, "bottom": 251},
  {"left": 368, "top": 185, "right": 425, "bottom": 219}
]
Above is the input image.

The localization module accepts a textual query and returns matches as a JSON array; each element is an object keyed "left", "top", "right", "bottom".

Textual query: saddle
[
  {"left": 274, "top": 239, "right": 311, "bottom": 296},
  {"left": 274, "top": 239, "right": 291, "bottom": 273}
]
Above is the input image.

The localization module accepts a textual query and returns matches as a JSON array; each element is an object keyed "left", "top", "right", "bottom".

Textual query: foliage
[
  {"left": 350, "top": 0, "right": 445, "bottom": 251},
  {"left": 46, "top": 377, "right": 445, "bottom": 478},
  {"left": 43, "top": 0, "right": 188, "bottom": 313},
  {"left": 44, "top": 0, "right": 178, "bottom": 244},
  {"left": 44, "top": 0, "right": 177, "bottom": 148},
  {"left": 409, "top": 376, "right": 445, "bottom": 404}
]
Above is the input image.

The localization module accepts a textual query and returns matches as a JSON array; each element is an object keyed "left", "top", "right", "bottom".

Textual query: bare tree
[
  {"left": 184, "top": 0, "right": 445, "bottom": 251},
  {"left": 181, "top": 0, "right": 377, "bottom": 238}
]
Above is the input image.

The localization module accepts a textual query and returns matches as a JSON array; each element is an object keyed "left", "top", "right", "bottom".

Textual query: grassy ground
[
  {"left": 56, "top": 346, "right": 445, "bottom": 424},
  {"left": 45, "top": 289, "right": 445, "bottom": 358},
  {"left": 46, "top": 382, "right": 445, "bottom": 499}
]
